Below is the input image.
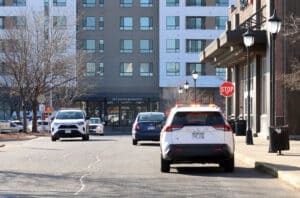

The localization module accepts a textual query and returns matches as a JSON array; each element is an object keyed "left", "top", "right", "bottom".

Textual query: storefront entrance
[{"left": 84, "top": 98, "right": 159, "bottom": 127}]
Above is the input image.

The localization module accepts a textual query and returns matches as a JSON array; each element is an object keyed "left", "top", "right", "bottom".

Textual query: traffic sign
[{"left": 220, "top": 82, "right": 235, "bottom": 97}]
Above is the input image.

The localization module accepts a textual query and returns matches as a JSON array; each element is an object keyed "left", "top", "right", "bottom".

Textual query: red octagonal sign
[{"left": 220, "top": 82, "right": 235, "bottom": 97}]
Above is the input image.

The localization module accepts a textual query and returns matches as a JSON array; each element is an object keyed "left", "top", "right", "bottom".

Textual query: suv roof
[{"left": 170, "top": 105, "right": 221, "bottom": 113}]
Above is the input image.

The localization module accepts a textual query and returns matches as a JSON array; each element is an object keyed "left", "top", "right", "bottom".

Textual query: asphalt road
[{"left": 0, "top": 134, "right": 299, "bottom": 198}]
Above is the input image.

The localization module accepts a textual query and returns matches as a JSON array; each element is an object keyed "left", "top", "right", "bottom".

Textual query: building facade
[
  {"left": 76, "top": 0, "right": 160, "bottom": 126},
  {"left": 0, "top": 0, "right": 77, "bottom": 120},
  {"left": 200, "top": 0, "right": 300, "bottom": 137},
  {"left": 159, "top": 0, "right": 236, "bottom": 112}
]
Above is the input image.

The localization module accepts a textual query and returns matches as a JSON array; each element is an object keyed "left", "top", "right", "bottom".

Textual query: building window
[
  {"left": 120, "top": 0, "right": 132, "bottom": 7},
  {"left": 186, "top": 63, "right": 201, "bottom": 75},
  {"left": 13, "top": 16, "right": 26, "bottom": 29},
  {"left": 166, "top": 62, "right": 180, "bottom": 76},
  {"left": 53, "top": 0, "right": 66, "bottom": 6},
  {"left": 140, "top": 40, "right": 153, "bottom": 53},
  {"left": 120, "top": 17, "right": 133, "bottom": 30},
  {"left": 261, "top": 57, "right": 267, "bottom": 114},
  {"left": 140, "top": 63, "right": 153, "bottom": 77},
  {"left": 216, "top": 67, "right": 226, "bottom": 76},
  {"left": 99, "top": 0, "right": 104, "bottom": 7},
  {"left": 84, "top": 40, "right": 96, "bottom": 53},
  {"left": 166, "top": 39, "right": 179, "bottom": 53},
  {"left": 86, "top": 62, "right": 96, "bottom": 77},
  {"left": 83, "top": 16, "right": 95, "bottom": 30},
  {"left": 120, "top": 39, "right": 133, "bottom": 53},
  {"left": 13, "top": 0, "right": 26, "bottom": 6},
  {"left": 216, "top": 16, "right": 228, "bottom": 30},
  {"left": 186, "top": 39, "right": 203, "bottom": 53},
  {"left": 99, "top": 16, "right": 104, "bottom": 30},
  {"left": 120, "top": 62, "right": 133, "bottom": 77},
  {"left": 83, "top": 0, "right": 96, "bottom": 7},
  {"left": 166, "top": 16, "right": 179, "bottom": 30},
  {"left": 53, "top": 16, "right": 66, "bottom": 29},
  {"left": 140, "top": 17, "right": 153, "bottom": 30},
  {"left": 186, "top": 0, "right": 205, "bottom": 6},
  {"left": 99, "top": 40, "right": 104, "bottom": 53},
  {"left": 186, "top": 16, "right": 204, "bottom": 29},
  {"left": 86, "top": 62, "right": 104, "bottom": 77},
  {"left": 140, "top": 0, "right": 152, "bottom": 7},
  {"left": 216, "top": 0, "right": 228, "bottom": 6},
  {"left": 0, "top": 17, "right": 3, "bottom": 29},
  {"left": 0, "top": 0, "right": 4, "bottom": 6},
  {"left": 166, "top": 0, "right": 179, "bottom": 6}
]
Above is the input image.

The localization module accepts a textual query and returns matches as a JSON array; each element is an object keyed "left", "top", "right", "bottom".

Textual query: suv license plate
[
  {"left": 65, "top": 130, "right": 71, "bottom": 134},
  {"left": 192, "top": 132, "right": 204, "bottom": 139},
  {"left": 148, "top": 126, "right": 155, "bottom": 130}
]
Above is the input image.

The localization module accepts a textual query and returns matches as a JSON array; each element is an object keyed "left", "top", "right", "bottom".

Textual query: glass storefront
[{"left": 84, "top": 98, "right": 159, "bottom": 127}]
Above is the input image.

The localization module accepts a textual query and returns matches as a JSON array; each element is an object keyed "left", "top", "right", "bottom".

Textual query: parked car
[
  {"left": 132, "top": 112, "right": 165, "bottom": 145},
  {"left": 11, "top": 120, "right": 24, "bottom": 132},
  {"left": 0, "top": 121, "right": 20, "bottom": 133},
  {"left": 51, "top": 109, "right": 89, "bottom": 141},
  {"left": 160, "top": 104, "right": 235, "bottom": 173},
  {"left": 89, "top": 117, "right": 104, "bottom": 135},
  {"left": 27, "top": 120, "right": 50, "bottom": 132}
]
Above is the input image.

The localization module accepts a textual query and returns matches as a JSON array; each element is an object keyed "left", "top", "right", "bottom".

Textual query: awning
[{"left": 200, "top": 29, "right": 267, "bottom": 67}]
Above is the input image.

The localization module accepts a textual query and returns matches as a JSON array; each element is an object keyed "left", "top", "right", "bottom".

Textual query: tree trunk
[
  {"left": 32, "top": 99, "right": 38, "bottom": 132},
  {"left": 22, "top": 102, "right": 27, "bottom": 133}
]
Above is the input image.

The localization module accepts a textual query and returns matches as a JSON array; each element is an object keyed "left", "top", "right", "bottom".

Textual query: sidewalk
[{"left": 235, "top": 136, "right": 300, "bottom": 190}]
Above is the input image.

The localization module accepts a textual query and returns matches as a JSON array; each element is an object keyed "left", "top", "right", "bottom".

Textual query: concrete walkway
[{"left": 235, "top": 136, "right": 300, "bottom": 190}]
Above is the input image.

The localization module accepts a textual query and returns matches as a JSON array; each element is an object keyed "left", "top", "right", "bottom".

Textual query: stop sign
[{"left": 220, "top": 82, "right": 235, "bottom": 97}]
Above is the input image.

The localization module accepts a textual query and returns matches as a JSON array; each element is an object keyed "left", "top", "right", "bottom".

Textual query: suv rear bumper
[{"left": 163, "top": 144, "right": 233, "bottom": 163}]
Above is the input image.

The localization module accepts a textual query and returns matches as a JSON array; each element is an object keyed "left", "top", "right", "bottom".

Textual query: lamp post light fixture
[
  {"left": 192, "top": 70, "right": 199, "bottom": 103},
  {"left": 243, "top": 27, "right": 255, "bottom": 145},
  {"left": 183, "top": 80, "right": 189, "bottom": 103}
]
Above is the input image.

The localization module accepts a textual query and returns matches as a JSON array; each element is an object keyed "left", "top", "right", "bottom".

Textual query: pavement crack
[{"left": 74, "top": 154, "right": 101, "bottom": 196}]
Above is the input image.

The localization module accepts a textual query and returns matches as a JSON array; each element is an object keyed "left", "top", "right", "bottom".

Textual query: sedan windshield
[
  {"left": 56, "top": 112, "right": 84, "bottom": 119},
  {"left": 89, "top": 118, "right": 101, "bottom": 124}
]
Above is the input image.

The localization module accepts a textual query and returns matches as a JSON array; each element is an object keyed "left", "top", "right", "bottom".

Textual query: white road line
[{"left": 73, "top": 154, "right": 101, "bottom": 196}]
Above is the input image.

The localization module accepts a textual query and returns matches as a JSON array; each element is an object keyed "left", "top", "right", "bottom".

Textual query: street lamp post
[
  {"left": 267, "top": 9, "right": 282, "bottom": 153},
  {"left": 268, "top": 9, "right": 282, "bottom": 127},
  {"left": 183, "top": 80, "right": 189, "bottom": 104},
  {"left": 178, "top": 85, "right": 183, "bottom": 102},
  {"left": 243, "top": 27, "right": 255, "bottom": 145},
  {"left": 192, "top": 70, "right": 199, "bottom": 103}
]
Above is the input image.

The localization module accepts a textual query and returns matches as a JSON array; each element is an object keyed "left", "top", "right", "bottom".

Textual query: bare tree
[
  {"left": 280, "top": 14, "right": 300, "bottom": 91},
  {"left": 0, "top": 11, "right": 86, "bottom": 132}
]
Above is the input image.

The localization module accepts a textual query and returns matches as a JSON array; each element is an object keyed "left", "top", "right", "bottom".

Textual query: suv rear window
[
  {"left": 171, "top": 111, "right": 225, "bottom": 126},
  {"left": 138, "top": 114, "right": 164, "bottom": 122}
]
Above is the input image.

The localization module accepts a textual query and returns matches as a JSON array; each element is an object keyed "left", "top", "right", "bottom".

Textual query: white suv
[
  {"left": 160, "top": 105, "right": 234, "bottom": 173},
  {"left": 51, "top": 109, "right": 89, "bottom": 141}
]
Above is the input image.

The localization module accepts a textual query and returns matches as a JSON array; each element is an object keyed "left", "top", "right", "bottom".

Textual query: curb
[{"left": 236, "top": 152, "right": 300, "bottom": 191}]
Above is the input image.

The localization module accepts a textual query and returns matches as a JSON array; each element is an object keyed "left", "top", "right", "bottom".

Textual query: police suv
[{"left": 160, "top": 104, "right": 234, "bottom": 173}]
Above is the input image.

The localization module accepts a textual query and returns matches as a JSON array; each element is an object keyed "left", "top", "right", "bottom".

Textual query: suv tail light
[
  {"left": 213, "top": 124, "right": 232, "bottom": 132},
  {"left": 162, "top": 125, "right": 183, "bottom": 132}
]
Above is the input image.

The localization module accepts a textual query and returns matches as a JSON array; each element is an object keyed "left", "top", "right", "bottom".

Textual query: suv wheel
[
  {"left": 132, "top": 139, "right": 137, "bottom": 145},
  {"left": 161, "top": 155, "right": 170, "bottom": 173},
  {"left": 51, "top": 136, "right": 57, "bottom": 142},
  {"left": 220, "top": 156, "right": 234, "bottom": 172},
  {"left": 82, "top": 134, "right": 89, "bottom": 141}
]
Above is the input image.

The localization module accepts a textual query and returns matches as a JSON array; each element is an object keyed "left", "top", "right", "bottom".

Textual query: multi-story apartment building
[
  {"left": 159, "top": 0, "right": 236, "bottom": 111},
  {"left": 0, "top": 0, "right": 76, "bottom": 119},
  {"left": 200, "top": 0, "right": 300, "bottom": 137},
  {"left": 76, "top": 0, "right": 160, "bottom": 126}
]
